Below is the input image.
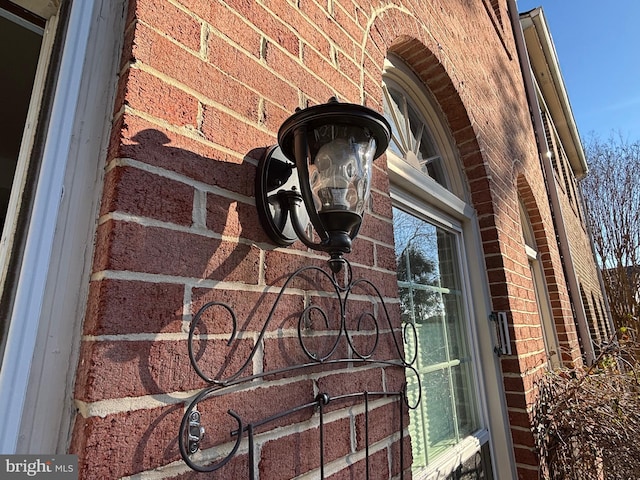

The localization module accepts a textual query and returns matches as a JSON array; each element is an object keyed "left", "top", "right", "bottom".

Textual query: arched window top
[
  {"left": 382, "top": 54, "right": 468, "bottom": 204},
  {"left": 519, "top": 199, "right": 538, "bottom": 257},
  {"left": 382, "top": 84, "right": 448, "bottom": 188}
]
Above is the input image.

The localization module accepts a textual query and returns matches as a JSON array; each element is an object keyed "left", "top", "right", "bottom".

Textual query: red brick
[
  {"left": 70, "top": 404, "right": 183, "bottom": 479},
  {"left": 508, "top": 409, "right": 533, "bottom": 430},
  {"left": 385, "top": 366, "right": 410, "bottom": 397},
  {"left": 111, "top": 114, "right": 258, "bottom": 197},
  {"left": 302, "top": 46, "right": 359, "bottom": 101},
  {"left": 511, "top": 428, "right": 535, "bottom": 448},
  {"left": 316, "top": 369, "right": 384, "bottom": 400},
  {"left": 359, "top": 214, "right": 394, "bottom": 244},
  {"left": 93, "top": 220, "right": 261, "bottom": 284},
  {"left": 505, "top": 391, "right": 528, "bottom": 410},
  {"left": 123, "top": 68, "right": 199, "bottom": 127},
  {"left": 123, "top": 0, "right": 137, "bottom": 33},
  {"left": 263, "top": 335, "right": 350, "bottom": 373},
  {"left": 350, "top": 266, "right": 399, "bottom": 298},
  {"left": 101, "top": 166, "right": 194, "bottom": 225},
  {"left": 193, "top": 380, "right": 316, "bottom": 445},
  {"left": 501, "top": 356, "right": 525, "bottom": 376},
  {"left": 513, "top": 445, "right": 538, "bottom": 466},
  {"left": 260, "top": 0, "right": 331, "bottom": 57},
  {"left": 390, "top": 434, "right": 413, "bottom": 477},
  {"left": 176, "top": 0, "right": 262, "bottom": 56},
  {"left": 169, "top": 453, "right": 250, "bottom": 479},
  {"left": 135, "top": 0, "right": 201, "bottom": 51},
  {"left": 299, "top": 0, "right": 358, "bottom": 58},
  {"left": 355, "top": 402, "right": 402, "bottom": 448},
  {"left": 375, "top": 243, "right": 397, "bottom": 271},
  {"left": 263, "top": 40, "right": 331, "bottom": 105},
  {"left": 327, "top": 448, "right": 390, "bottom": 480},
  {"left": 119, "top": 9, "right": 137, "bottom": 67},
  {"left": 209, "top": 0, "right": 299, "bottom": 57},
  {"left": 262, "top": 99, "right": 297, "bottom": 133},
  {"left": 349, "top": 237, "right": 374, "bottom": 267},
  {"left": 333, "top": 3, "right": 365, "bottom": 44},
  {"left": 200, "top": 105, "right": 275, "bottom": 154},
  {"left": 206, "top": 194, "right": 270, "bottom": 243},
  {"left": 74, "top": 337, "right": 254, "bottom": 401},
  {"left": 131, "top": 23, "right": 268, "bottom": 117},
  {"left": 517, "top": 466, "right": 539, "bottom": 480},
  {"left": 356, "top": 331, "right": 406, "bottom": 363},
  {"left": 204, "top": 34, "right": 298, "bottom": 109},
  {"left": 263, "top": 250, "right": 332, "bottom": 287},
  {"left": 84, "top": 279, "right": 184, "bottom": 335},
  {"left": 371, "top": 155, "right": 390, "bottom": 189},
  {"left": 259, "top": 417, "right": 351, "bottom": 478},
  {"left": 502, "top": 374, "right": 522, "bottom": 390},
  {"left": 191, "top": 285, "right": 306, "bottom": 329},
  {"left": 112, "top": 66, "right": 130, "bottom": 117},
  {"left": 75, "top": 2, "right": 602, "bottom": 480},
  {"left": 370, "top": 189, "right": 393, "bottom": 218}
]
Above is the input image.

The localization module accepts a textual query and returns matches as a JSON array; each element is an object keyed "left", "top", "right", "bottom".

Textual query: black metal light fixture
[
  {"left": 256, "top": 97, "right": 391, "bottom": 271},
  {"left": 178, "top": 100, "right": 416, "bottom": 478}
]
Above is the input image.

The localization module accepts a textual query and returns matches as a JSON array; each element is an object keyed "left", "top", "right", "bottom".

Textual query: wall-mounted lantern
[
  {"left": 256, "top": 97, "right": 391, "bottom": 271},
  {"left": 178, "top": 99, "right": 413, "bottom": 477}
]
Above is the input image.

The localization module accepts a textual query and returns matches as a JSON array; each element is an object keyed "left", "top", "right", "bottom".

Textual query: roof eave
[{"left": 520, "top": 7, "right": 588, "bottom": 177}]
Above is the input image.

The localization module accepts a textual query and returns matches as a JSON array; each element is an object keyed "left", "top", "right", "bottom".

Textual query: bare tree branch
[
  {"left": 581, "top": 135, "right": 640, "bottom": 329},
  {"left": 533, "top": 331, "right": 640, "bottom": 480}
]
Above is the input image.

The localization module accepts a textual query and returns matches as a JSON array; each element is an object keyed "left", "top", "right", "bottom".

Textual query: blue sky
[{"left": 516, "top": 1, "right": 640, "bottom": 142}]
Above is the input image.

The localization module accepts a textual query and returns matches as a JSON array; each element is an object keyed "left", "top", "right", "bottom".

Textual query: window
[
  {"left": 519, "top": 200, "right": 560, "bottom": 368},
  {"left": 0, "top": 7, "right": 43, "bottom": 229},
  {"left": 383, "top": 55, "right": 502, "bottom": 477},
  {"left": 540, "top": 109, "right": 583, "bottom": 220},
  {"left": 0, "top": 3, "right": 45, "bottom": 359},
  {"left": 394, "top": 207, "right": 479, "bottom": 466},
  {"left": 383, "top": 85, "right": 448, "bottom": 188}
]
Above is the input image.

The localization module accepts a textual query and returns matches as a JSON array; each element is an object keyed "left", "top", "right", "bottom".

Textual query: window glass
[
  {"left": 383, "top": 85, "right": 447, "bottom": 187},
  {"left": 394, "top": 206, "right": 479, "bottom": 467}
]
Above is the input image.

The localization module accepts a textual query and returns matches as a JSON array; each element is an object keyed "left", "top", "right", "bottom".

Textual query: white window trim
[
  {"left": 0, "top": 0, "right": 126, "bottom": 453},
  {"left": 10, "top": 0, "right": 58, "bottom": 19},
  {"left": 389, "top": 153, "right": 474, "bottom": 221},
  {"left": 416, "top": 430, "right": 489, "bottom": 480},
  {"left": 0, "top": 7, "right": 44, "bottom": 34}
]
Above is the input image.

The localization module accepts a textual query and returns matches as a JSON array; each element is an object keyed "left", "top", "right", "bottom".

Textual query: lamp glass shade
[
  {"left": 308, "top": 124, "right": 376, "bottom": 216},
  {"left": 273, "top": 99, "right": 391, "bottom": 259}
]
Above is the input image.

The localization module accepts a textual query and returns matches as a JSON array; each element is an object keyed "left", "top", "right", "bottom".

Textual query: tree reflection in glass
[{"left": 393, "top": 207, "right": 479, "bottom": 468}]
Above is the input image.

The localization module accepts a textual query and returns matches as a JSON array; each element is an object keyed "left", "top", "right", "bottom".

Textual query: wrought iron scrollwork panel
[{"left": 179, "top": 259, "right": 421, "bottom": 478}]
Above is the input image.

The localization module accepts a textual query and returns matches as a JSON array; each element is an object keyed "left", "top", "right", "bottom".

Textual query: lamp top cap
[{"left": 278, "top": 98, "right": 391, "bottom": 162}]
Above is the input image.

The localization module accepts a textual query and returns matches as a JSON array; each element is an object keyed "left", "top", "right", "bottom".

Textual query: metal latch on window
[{"left": 490, "top": 311, "right": 512, "bottom": 356}]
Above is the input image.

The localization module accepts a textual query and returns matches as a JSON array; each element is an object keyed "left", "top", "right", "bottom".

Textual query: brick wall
[
  {"left": 69, "top": 1, "right": 584, "bottom": 478},
  {"left": 556, "top": 169, "right": 612, "bottom": 346}
]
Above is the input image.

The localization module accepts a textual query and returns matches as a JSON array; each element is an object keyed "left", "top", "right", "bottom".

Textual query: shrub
[{"left": 533, "top": 329, "right": 640, "bottom": 480}]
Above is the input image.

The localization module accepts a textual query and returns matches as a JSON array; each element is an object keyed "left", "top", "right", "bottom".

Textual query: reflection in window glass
[{"left": 393, "top": 207, "right": 479, "bottom": 468}]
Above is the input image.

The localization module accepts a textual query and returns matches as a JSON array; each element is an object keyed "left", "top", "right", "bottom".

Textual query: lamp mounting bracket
[{"left": 255, "top": 145, "right": 309, "bottom": 246}]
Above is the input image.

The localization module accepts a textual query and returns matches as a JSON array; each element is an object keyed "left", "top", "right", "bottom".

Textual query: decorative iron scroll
[{"left": 178, "top": 259, "right": 421, "bottom": 479}]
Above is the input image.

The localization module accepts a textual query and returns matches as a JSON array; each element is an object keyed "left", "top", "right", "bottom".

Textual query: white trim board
[{"left": 0, "top": 0, "right": 127, "bottom": 453}]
